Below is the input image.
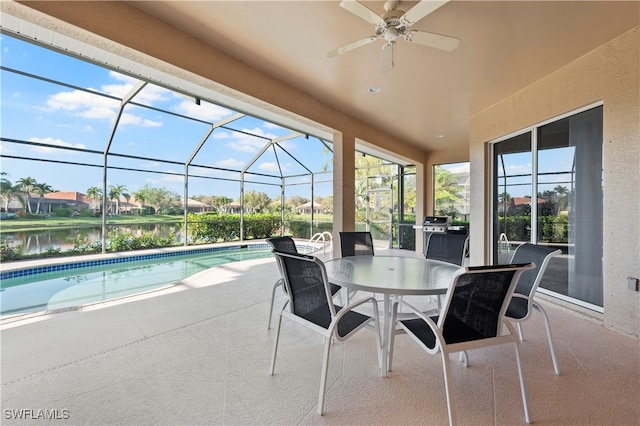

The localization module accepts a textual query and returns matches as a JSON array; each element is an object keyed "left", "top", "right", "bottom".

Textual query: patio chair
[
  {"left": 339, "top": 231, "right": 375, "bottom": 257},
  {"left": 506, "top": 243, "right": 562, "bottom": 375},
  {"left": 266, "top": 236, "right": 341, "bottom": 329},
  {"left": 269, "top": 250, "right": 381, "bottom": 415},
  {"left": 389, "top": 263, "right": 535, "bottom": 426},
  {"left": 424, "top": 233, "right": 469, "bottom": 266},
  {"left": 423, "top": 233, "right": 469, "bottom": 312},
  {"left": 338, "top": 231, "right": 375, "bottom": 302}
]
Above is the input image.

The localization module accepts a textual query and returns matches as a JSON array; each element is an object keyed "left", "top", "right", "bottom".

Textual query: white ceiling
[{"left": 129, "top": 1, "right": 638, "bottom": 153}]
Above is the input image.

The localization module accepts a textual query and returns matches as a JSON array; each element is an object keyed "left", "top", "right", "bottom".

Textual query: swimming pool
[{"left": 0, "top": 244, "right": 277, "bottom": 317}]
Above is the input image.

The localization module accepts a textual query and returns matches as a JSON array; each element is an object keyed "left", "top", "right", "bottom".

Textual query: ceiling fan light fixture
[
  {"left": 328, "top": 0, "right": 459, "bottom": 71},
  {"left": 368, "top": 86, "right": 381, "bottom": 93}
]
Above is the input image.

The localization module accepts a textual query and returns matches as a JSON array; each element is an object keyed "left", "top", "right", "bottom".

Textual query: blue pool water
[{"left": 0, "top": 245, "right": 275, "bottom": 316}]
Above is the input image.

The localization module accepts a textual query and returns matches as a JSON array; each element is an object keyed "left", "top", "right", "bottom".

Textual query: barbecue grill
[{"left": 413, "top": 216, "right": 468, "bottom": 254}]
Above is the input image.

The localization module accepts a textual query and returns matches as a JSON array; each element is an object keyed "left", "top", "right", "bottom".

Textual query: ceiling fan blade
[
  {"left": 401, "top": 0, "right": 448, "bottom": 26},
  {"left": 327, "top": 36, "right": 378, "bottom": 58},
  {"left": 405, "top": 30, "right": 460, "bottom": 51},
  {"left": 339, "top": 0, "right": 385, "bottom": 27},
  {"left": 380, "top": 42, "right": 394, "bottom": 73}
]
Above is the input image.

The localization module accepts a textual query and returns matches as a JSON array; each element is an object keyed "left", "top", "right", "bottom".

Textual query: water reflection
[{"left": 3, "top": 224, "right": 183, "bottom": 254}]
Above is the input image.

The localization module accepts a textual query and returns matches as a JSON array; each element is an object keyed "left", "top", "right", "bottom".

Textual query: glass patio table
[{"left": 324, "top": 255, "right": 462, "bottom": 377}]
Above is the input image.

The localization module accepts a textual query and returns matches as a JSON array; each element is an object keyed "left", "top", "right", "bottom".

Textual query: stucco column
[
  {"left": 332, "top": 132, "right": 355, "bottom": 256},
  {"left": 415, "top": 162, "right": 426, "bottom": 254}
]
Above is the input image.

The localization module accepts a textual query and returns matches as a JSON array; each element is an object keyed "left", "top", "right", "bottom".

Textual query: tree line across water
[{"left": 0, "top": 173, "right": 333, "bottom": 217}]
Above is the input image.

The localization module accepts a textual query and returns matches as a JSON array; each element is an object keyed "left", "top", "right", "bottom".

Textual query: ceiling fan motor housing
[
  {"left": 378, "top": 10, "right": 408, "bottom": 39},
  {"left": 327, "top": 0, "right": 459, "bottom": 71}
]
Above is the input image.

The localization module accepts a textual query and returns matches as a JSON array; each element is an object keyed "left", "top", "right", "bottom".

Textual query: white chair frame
[
  {"left": 269, "top": 251, "right": 382, "bottom": 415},
  {"left": 390, "top": 264, "right": 534, "bottom": 426},
  {"left": 507, "top": 244, "right": 562, "bottom": 375}
]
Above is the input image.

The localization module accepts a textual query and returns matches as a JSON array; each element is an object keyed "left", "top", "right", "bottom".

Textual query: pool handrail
[{"left": 304, "top": 232, "right": 333, "bottom": 255}]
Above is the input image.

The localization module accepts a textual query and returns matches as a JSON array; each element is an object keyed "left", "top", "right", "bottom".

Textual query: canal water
[{"left": 1, "top": 224, "right": 183, "bottom": 255}]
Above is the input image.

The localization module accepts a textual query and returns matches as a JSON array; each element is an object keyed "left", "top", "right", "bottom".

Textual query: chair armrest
[
  {"left": 342, "top": 295, "right": 376, "bottom": 308},
  {"left": 511, "top": 293, "right": 529, "bottom": 301},
  {"left": 392, "top": 298, "right": 444, "bottom": 354},
  {"left": 335, "top": 296, "right": 379, "bottom": 321},
  {"left": 330, "top": 296, "right": 380, "bottom": 343}
]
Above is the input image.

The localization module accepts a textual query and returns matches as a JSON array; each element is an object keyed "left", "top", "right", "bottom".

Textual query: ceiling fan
[{"left": 327, "top": 0, "right": 459, "bottom": 72}]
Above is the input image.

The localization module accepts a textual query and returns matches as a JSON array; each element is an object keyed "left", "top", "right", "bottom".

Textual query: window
[{"left": 491, "top": 105, "right": 603, "bottom": 310}]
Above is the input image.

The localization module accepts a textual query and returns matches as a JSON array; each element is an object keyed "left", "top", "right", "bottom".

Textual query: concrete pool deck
[{"left": 1, "top": 248, "right": 639, "bottom": 425}]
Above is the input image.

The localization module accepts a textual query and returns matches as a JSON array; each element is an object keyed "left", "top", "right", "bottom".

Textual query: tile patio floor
[{"left": 1, "top": 249, "right": 639, "bottom": 425}]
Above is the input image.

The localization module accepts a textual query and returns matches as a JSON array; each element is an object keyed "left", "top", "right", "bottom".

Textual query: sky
[{"left": 0, "top": 34, "right": 334, "bottom": 201}]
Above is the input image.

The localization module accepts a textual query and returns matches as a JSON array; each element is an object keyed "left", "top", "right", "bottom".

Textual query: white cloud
[
  {"left": 507, "top": 164, "right": 532, "bottom": 173},
  {"left": 442, "top": 162, "right": 470, "bottom": 174},
  {"left": 120, "top": 112, "right": 162, "bottom": 127},
  {"left": 244, "top": 127, "right": 276, "bottom": 138},
  {"left": 225, "top": 127, "right": 276, "bottom": 153},
  {"left": 105, "top": 72, "right": 171, "bottom": 104},
  {"left": 140, "top": 161, "right": 162, "bottom": 168},
  {"left": 81, "top": 106, "right": 118, "bottom": 120},
  {"left": 144, "top": 172, "right": 183, "bottom": 185},
  {"left": 43, "top": 72, "right": 169, "bottom": 127},
  {"left": 46, "top": 89, "right": 114, "bottom": 112},
  {"left": 0, "top": 143, "right": 15, "bottom": 155},
  {"left": 215, "top": 158, "right": 244, "bottom": 168},
  {"left": 101, "top": 83, "right": 135, "bottom": 99},
  {"left": 175, "top": 100, "right": 233, "bottom": 122},
  {"left": 109, "top": 71, "right": 137, "bottom": 83},
  {"left": 159, "top": 174, "right": 184, "bottom": 183},
  {"left": 263, "top": 122, "right": 283, "bottom": 130},
  {"left": 27, "top": 137, "right": 86, "bottom": 153},
  {"left": 275, "top": 139, "right": 297, "bottom": 151},
  {"left": 258, "top": 162, "right": 283, "bottom": 172},
  {"left": 212, "top": 131, "right": 231, "bottom": 139}
]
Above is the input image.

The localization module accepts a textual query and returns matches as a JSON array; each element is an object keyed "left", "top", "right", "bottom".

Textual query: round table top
[{"left": 324, "top": 255, "right": 462, "bottom": 296}]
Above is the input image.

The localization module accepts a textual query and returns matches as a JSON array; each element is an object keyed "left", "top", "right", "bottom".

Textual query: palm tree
[
  {"left": 108, "top": 184, "right": 129, "bottom": 215},
  {"left": 86, "top": 186, "right": 102, "bottom": 214},
  {"left": 133, "top": 189, "right": 147, "bottom": 214},
  {"left": 122, "top": 192, "right": 131, "bottom": 214},
  {"left": 16, "top": 176, "right": 37, "bottom": 213},
  {"left": 554, "top": 185, "right": 569, "bottom": 215},
  {"left": 499, "top": 192, "right": 512, "bottom": 214},
  {"left": 33, "top": 182, "right": 54, "bottom": 214},
  {"left": 0, "top": 173, "right": 20, "bottom": 213}
]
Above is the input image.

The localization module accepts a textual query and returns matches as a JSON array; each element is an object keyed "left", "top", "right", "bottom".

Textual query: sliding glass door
[{"left": 491, "top": 105, "right": 603, "bottom": 310}]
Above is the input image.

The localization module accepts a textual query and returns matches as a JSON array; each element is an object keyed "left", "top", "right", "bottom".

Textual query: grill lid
[{"left": 423, "top": 216, "right": 451, "bottom": 226}]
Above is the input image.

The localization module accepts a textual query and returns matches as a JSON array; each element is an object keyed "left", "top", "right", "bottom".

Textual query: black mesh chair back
[
  {"left": 339, "top": 231, "right": 374, "bottom": 257},
  {"left": 508, "top": 243, "right": 561, "bottom": 314},
  {"left": 266, "top": 236, "right": 298, "bottom": 254},
  {"left": 276, "top": 251, "right": 335, "bottom": 330},
  {"left": 442, "top": 264, "right": 527, "bottom": 343},
  {"left": 506, "top": 243, "right": 562, "bottom": 375},
  {"left": 270, "top": 250, "right": 381, "bottom": 414},
  {"left": 390, "top": 263, "right": 534, "bottom": 425},
  {"left": 400, "top": 264, "right": 531, "bottom": 349},
  {"left": 424, "top": 233, "right": 469, "bottom": 265},
  {"left": 265, "top": 236, "right": 298, "bottom": 329}
]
